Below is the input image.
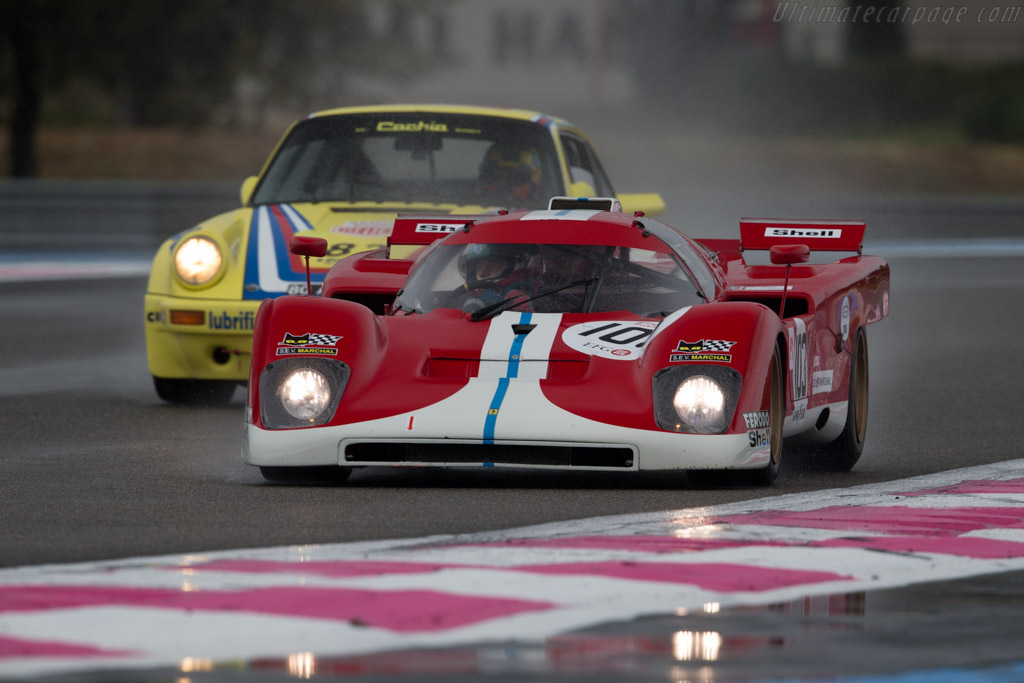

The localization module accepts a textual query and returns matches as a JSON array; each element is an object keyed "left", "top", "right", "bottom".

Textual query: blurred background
[{"left": 2, "top": 0, "right": 1023, "bottom": 244}]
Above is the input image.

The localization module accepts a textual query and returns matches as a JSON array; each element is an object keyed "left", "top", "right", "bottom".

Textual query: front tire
[
  {"left": 153, "top": 377, "right": 237, "bottom": 406},
  {"left": 747, "top": 343, "right": 785, "bottom": 486},
  {"left": 817, "top": 328, "right": 869, "bottom": 471}
]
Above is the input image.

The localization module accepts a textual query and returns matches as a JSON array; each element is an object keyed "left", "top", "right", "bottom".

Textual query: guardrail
[{"left": 0, "top": 179, "right": 238, "bottom": 253}]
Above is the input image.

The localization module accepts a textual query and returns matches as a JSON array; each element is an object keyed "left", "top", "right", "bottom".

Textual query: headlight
[
  {"left": 174, "top": 236, "right": 223, "bottom": 286},
  {"left": 653, "top": 365, "right": 741, "bottom": 434},
  {"left": 260, "top": 359, "right": 350, "bottom": 429},
  {"left": 279, "top": 368, "right": 331, "bottom": 421},
  {"left": 673, "top": 375, "right": 724, "bottom": 426}
]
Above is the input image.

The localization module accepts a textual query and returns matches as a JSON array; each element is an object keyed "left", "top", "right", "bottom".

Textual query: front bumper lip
[
  {"left": 243, "top": 422, "right": 765, "bottom": 472},
  {"left": 145, "top": 293, "right": 260, "bottom": 380}
]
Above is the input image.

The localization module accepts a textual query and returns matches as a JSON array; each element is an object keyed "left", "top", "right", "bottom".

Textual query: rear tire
[
  {"left": 816, "top": 328, "right": 869, "bottom": 471},
  {"left": 153, "top": 377, "right": 237, "bottom": 406},
  {"left": 259, "top": 466, "right": 352, "bottom": 486}
]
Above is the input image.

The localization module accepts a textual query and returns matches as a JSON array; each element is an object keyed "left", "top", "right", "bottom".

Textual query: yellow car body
[{"left": 144, "top": 104, "right": 665, "bottom": 403}]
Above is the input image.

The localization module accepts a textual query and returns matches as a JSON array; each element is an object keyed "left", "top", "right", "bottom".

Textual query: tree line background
[{"left": 3, "top": 0, "right": 1023, "bottom": 179}]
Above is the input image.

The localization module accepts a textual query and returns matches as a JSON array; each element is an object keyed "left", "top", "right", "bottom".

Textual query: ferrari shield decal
[{"left": 243, "top": 204, "right": 321, "bottom": 300}]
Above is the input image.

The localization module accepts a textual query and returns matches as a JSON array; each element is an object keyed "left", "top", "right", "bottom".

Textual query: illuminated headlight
[
  {"left": 174, "top": 236, "right": 223, "bottom": 285},
  {"left": 653, "top": 365, "right": 741, "bottom": 434},
  {"left": 260, "top": 359, "right": 350, "bottom": 429},
  {"left": 673, "top": 375, "right": 724, "bottom": 426},
  {"left": 279, "top": 368, "right": 331, "bottom": 421}
]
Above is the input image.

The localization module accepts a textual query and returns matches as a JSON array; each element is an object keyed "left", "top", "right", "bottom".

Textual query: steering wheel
[{"left": 440, "top": 281, "right": 503, "bottom": 309}]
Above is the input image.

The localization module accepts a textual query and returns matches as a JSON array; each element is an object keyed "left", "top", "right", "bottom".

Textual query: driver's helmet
[
  {"left": 479, "top": 143, "right": 542, "bottom": 202},
  {"left": 539, "top": 245, "right": 596, "bottom": 286},
  {"left": 458, "top": 243, "right": 535, "bottom": 287}
]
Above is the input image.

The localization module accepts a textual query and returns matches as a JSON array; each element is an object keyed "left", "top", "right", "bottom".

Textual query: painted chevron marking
[{"left": 4, "top": 460, "right": 1024, "bottom": 679}]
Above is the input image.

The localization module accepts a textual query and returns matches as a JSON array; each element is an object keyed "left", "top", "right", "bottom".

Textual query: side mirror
[
  {"left": 290, "top": 235, "right": 328, "bottom": 297},
  {"left": 290, "top": 235, "right": 328, "bottom": 258},
  {"left": 239, "top": 176, "right": 259, "bottom": 206},
  {"left": 770, "top": 244, "right": 811, "bottom": 265}
]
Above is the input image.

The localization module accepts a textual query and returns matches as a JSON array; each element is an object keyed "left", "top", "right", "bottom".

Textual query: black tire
[
  {"left": 816, "top": 327, "right": 869, "bottom": 471},
  {"left": 259, "top": 466, "right": 352, "bottom": 486},
  {"left": 747, "top": 343, "right": 785, "bottom": 486},
  {"left": 153, "top": 377, "right": 237, "bottom": 406},
  {"left": 688, "top": 344, "right": 784, "bottom": 488}
]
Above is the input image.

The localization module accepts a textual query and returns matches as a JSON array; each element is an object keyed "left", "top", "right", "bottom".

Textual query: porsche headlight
[
  {"left": 260, "top": 359, "right": 350, "bottom": 429},
  {"left": 174, "top": 236, "right": 223, "bottom": 286},
  {"left": 653, "top": 365, "right": 742, "bottom": 434},
  {"left": 279, "top": 368, "right": 331, "bottom": 421},
  {"left": 673, "top": 375, "right": 724, "bottom": 426}
]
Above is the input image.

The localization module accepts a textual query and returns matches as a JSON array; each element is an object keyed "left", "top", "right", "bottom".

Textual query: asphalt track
[{"left": 1, "top": 198, "right": 1024, "bottom": 681}]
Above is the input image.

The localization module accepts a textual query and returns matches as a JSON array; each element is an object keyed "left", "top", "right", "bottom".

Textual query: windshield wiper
[{"left": 469, "top": 278, "right": 598, "bottom": 322}]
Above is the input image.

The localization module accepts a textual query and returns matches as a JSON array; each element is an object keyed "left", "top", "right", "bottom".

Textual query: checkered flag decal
[
  {"left": 702, "top": 340, "right": 736, "bottom": 352},
  {"left": 307, "top": 333, "right": 342, "bottom": 347}
]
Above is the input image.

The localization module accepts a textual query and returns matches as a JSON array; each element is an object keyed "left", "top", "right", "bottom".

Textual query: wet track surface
[{"left": 2, "top": 196, "right": 1024, "bottom": 681}]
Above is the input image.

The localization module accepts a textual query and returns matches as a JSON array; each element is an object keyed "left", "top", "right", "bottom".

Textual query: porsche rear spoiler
[
  {"left": 386, "top": 214, "right": 485, "bottom": 259},
  {"left": 739, "top": 218, "right": 865, "bottom": 254}
]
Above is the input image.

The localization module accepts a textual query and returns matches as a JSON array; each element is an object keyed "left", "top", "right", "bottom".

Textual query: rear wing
[
  {"left": 739, "top": 218, "right": 866, "bottom": 254},
  {"left": 386, "top": 214, "right": 483, "bottom": 259}
]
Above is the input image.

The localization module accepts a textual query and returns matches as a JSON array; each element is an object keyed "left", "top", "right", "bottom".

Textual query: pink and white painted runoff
[{"left": 3, "top": 460, "right": 1024, "bottom": 679}]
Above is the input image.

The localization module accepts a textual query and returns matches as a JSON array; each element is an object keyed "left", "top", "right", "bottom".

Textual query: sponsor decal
[
  {"left": 331, "top": 221, "right": 392, "bottom": 237},
  {"left": 561, "top": 320, "right": 657, "bottom": 361},
  {"left": 146, "top": 311, "right": 164, "bottom": 323},
  {"left": 840, "top": 296, "right": 851, "bottom": 341},
  {"left": 812, "top": 369, "right": 834, "bottom": 395},
  {"left": 415, "top": 223, "right": 463, "bottom": 234},
  {"left": 286, "top": 283, "right": 323, "bottom": 296},
  {"left": 669, "top": 339, "right": 736, "bottom": 363},
  {"left": 743, "top": 411, "right": 770, "bottom": 429},
  {"left": 377, "top": 121, "right": 448, "bottom": 132},
  {"left": 764, "top": 227, "right": 841, "bottom": 239},
  {"left": 788, "top": 319, "right": 808, "bottom": 401},
  {"left": 208, "top": 311, "right": 256, "bottom": 332},
  {"left": 748, "top": 428, "right": 770, "bottom": 448},
  {"left": 275, "top": 332, "right": 342, "bottom": 356}
]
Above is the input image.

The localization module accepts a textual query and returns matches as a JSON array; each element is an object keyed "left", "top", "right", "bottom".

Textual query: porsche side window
[{"left": 560, "top": 134, "right": 614, "bottom": 196}]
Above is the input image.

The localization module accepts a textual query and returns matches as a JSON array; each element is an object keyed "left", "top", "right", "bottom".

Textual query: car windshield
[
  {"left": 252, "top": 113, "right": 562, "bottom": 208},
  {"left": 392, "top": 241, "right": 707, "bottom": 318}
]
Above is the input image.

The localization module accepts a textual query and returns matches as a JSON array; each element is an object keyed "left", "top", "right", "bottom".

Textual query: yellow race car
[{"left": 144, "top": 104, "right": 665, "bottom": 404}]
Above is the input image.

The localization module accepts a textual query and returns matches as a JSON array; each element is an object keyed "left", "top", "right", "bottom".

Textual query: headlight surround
[
  {"left": 653, "top": 365, "right": 742, "bottom": 434},
  {"left": 260, "top": 358, "right": 350, "bottom": 429},
  {"left": 173, "top": 235, "right": 223, "bottom": 287}
]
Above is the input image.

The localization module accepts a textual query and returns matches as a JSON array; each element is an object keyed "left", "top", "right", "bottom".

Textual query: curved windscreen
[
  {"left": 393, "top": 240, "right": 706, "bottom": 319},
  {"left": 252, "top": 113, "right": 562, "bottom": 208}
]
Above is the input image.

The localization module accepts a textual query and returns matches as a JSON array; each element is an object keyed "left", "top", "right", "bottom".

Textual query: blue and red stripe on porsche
[{"left": 242, "top": 204, "right": 319, "bottom": 300}]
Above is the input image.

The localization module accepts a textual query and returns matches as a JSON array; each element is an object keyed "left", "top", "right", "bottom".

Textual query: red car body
[{"left": 243, "top": 198, "right": 889, "bottom": 485}]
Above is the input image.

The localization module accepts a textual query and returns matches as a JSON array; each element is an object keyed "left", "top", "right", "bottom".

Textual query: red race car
[{"left": 242, "top": 197, "right": 890, "bottom": 486}]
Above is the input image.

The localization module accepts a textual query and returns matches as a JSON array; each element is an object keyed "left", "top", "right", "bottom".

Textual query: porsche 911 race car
[
  {"left": 144, "top": 105, "right": 664, "bottom": 404},
  {"left": 242, "top": 197, "right": 890, "bottom": 485}
]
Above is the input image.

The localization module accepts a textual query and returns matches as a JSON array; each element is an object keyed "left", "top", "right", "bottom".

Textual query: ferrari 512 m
[{"left": 242, "top": 197, "right": 889, "bottom": 485}]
